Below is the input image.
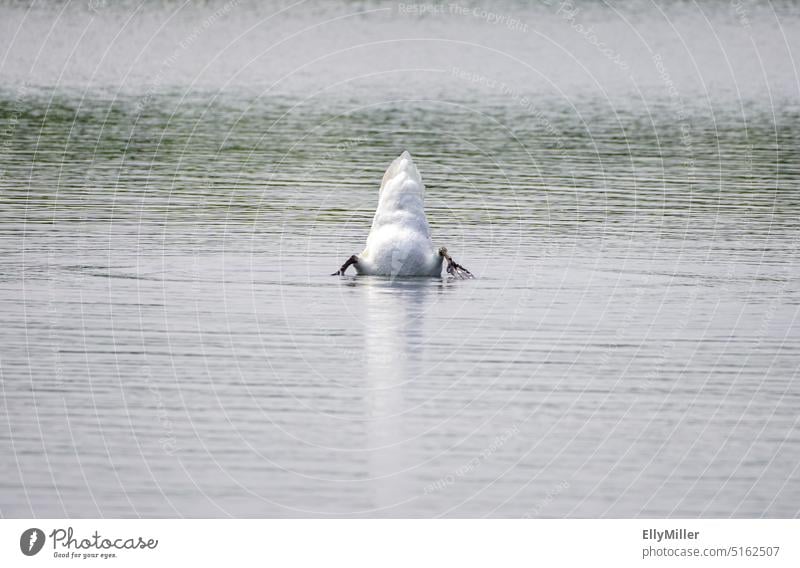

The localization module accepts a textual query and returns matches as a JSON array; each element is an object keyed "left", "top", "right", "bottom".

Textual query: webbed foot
[{"left": 332, "top": 254, "right": 359, "bottom": 276}]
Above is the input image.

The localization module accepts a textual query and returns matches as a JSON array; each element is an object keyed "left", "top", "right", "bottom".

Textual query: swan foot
[
  {"left": 332, "top": 254, "right": 359, "bottom": 276},
  {"left": 439, "top": 247, "right": 474, "bottom": 279}
]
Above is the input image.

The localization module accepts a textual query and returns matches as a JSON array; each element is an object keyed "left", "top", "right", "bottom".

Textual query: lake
[{"left": 1, "top": 0, "right": 799, "bottom": 517}]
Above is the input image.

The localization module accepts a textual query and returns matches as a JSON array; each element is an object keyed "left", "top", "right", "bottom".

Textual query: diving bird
[{"left": 333, "top": 151, "right": 473, "bottom": 279}]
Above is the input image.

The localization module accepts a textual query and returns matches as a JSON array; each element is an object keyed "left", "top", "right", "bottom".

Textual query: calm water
[{"left": 1, "top": 0, "right": 799, "bottom": 517}]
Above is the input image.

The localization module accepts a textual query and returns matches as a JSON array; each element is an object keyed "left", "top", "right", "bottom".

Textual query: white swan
[{"left": 333, "top": 151, "right": 473, "bottom": 279}]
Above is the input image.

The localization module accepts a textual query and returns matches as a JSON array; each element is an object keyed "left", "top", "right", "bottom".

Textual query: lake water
[{"left": 1, "top": 0, "right": 799, "bottom": 517}]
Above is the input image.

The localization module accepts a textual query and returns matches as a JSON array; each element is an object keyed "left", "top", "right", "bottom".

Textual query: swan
[{"left": 332, "top": 151, "right": 473, "bottom": 279}]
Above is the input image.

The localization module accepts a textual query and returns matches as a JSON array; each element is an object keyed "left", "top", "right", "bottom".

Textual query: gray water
[{"left": 1, "top": 0, "right": 799, "bottom": 517}]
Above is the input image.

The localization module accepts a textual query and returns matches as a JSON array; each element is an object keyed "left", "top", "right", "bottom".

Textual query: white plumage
[{"left": 333, "top": 151, "right": 472, "bottom": 279}]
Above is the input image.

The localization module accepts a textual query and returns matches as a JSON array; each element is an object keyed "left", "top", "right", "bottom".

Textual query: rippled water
[{"left": 1, "top": 0, "right": 799, "bottom": 517}]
